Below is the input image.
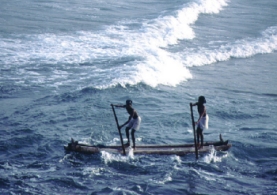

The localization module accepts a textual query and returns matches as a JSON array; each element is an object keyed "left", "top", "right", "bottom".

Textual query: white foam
[
  {"left": 0, "top": 1, "right": 229, "bottom": 86},
  {"left": 83, "top": 167, "right": 104, "bottom": 176},
  {"left": 202, "top": 145, "right": 229, "bottom": 163},
  {"left": 149, "top": 172, "right": 173, "bottom": 184},
  {"left": 182, "top": 26, "right": 277, "bottom": 67},
  {"left": 3, "top": 0, "right": 277, "bottom": 89},
  {"left": 171, "top": 155, "right": 182, "bottom": 165},
  {"left": 112, "top": 187, "right": 141, "bottom": 195},
  {"left": 100, "top": 150, "right": 135, "bottom": 164},
  {"left": 140, "top": 0, "right": 229, "bottom": 46},
  {"left": 198, "top": 169, "right": 217, "bottom": 181},
  {"left": 59, "top": 154, "right": 72, "bottom": 163}
]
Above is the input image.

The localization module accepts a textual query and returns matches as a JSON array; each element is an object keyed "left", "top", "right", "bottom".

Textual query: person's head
[
  {"left": 126, "top": 99, "right": 132, "bottom": 107},
  {"left": 198, "top": 96, "right": 206, "bottom": 104}
]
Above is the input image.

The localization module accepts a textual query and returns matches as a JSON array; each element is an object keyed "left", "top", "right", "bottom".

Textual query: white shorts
[
  {"left": 197, "top": 115, "right": 209, "bottom": 130},
  {"left": 127, "top": 116, "right": 141, "bottom": 131}
]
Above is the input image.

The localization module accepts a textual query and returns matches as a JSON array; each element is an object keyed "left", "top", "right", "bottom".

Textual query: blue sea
[{"left": 1, "top": 0, "right": 277, "bottom": 194}]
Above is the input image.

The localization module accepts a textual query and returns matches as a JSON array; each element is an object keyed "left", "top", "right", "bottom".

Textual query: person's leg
[
  {"left": 131, "top": 129, "right": 136, "bottom": 149},
  {"left": 200, "top": 131, "right": 203, "bottom": 147},
  {"left": 125, "top": 127, "right": 131, "bottom": 145},
  {"left": 196, "top": 127, "right": 203, "bottom": 148}
]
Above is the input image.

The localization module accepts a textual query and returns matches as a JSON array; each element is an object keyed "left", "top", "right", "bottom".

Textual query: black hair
[
  {"left": 126, "top": 100, "right": 132, "bottom": 105},
  {"left": 198, "top": 96, "right": 206, "bottom": 104}
]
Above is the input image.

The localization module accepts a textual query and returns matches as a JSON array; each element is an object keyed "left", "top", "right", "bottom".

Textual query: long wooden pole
[
  {"left": 111, "top": 105, "right": 126, "bottom": 155},
  {"left": 190, "top": 103, "right": 198, "bottom": 159}
]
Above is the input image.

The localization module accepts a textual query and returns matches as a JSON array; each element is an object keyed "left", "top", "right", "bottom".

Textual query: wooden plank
[
  {"left": 67, "top": 140, "right": 229, "bottom": 149},
  {"left": 64, "top": 138, "right": 231, "bottom": 156}
]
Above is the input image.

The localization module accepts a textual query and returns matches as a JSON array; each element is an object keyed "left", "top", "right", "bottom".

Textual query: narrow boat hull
[{"left": 64, "top": 137, "right": 231, "bottom": 156}]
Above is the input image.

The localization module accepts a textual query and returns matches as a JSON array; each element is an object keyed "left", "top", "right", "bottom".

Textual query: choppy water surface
[{"left": 0, "top": 0, "right": 277, "bottom": 194}]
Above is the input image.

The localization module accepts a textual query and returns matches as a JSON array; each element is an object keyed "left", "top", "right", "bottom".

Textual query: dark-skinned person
[
  {"left": 112, "top": 100, "right": 141, "bottom": 149},
  {"left": 190, "top": 96, "right": 209, "bottom": 149}
]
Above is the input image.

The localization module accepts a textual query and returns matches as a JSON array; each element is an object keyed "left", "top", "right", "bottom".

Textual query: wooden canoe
[{"left": 64, "top": 135, "right": 231, "bottom": 156}]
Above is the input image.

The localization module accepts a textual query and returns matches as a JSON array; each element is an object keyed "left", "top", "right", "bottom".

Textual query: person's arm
[
  {"left": 120, "top": 115, "right": 132, "bottom": 129},
  {"left": 111, "top": 104, "right": 126, "bottom": 108},
  {"left": 120, "top": 109, "right": 136, "bottom": 129},
  {"left": 190, "top": 102, "right": 198, "bottom": 107}
]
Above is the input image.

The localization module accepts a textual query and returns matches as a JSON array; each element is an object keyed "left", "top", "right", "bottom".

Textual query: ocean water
[{"left": 0, "top": 0, "right": 277, "bottom": 194}]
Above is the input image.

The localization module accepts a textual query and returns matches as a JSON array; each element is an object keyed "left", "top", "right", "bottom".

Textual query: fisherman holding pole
[
  {"left": 111, "top": 100, "right": 141, "bottom": 150},
  {"left": 191, "top": 96, "right": 209, "bottom": 149}
]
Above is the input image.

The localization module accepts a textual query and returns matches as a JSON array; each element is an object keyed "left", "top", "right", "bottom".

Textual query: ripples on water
[{"left": 1, "top": 0, "right": 277, "bottom": 194}]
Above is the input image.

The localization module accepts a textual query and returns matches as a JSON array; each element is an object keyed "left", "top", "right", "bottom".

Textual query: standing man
[
  {"left": 113, "top": 100, "right": 141, "bottom": 149},
  {"left": 191, "top": 96, "right": 209, "bottom": 148}
]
